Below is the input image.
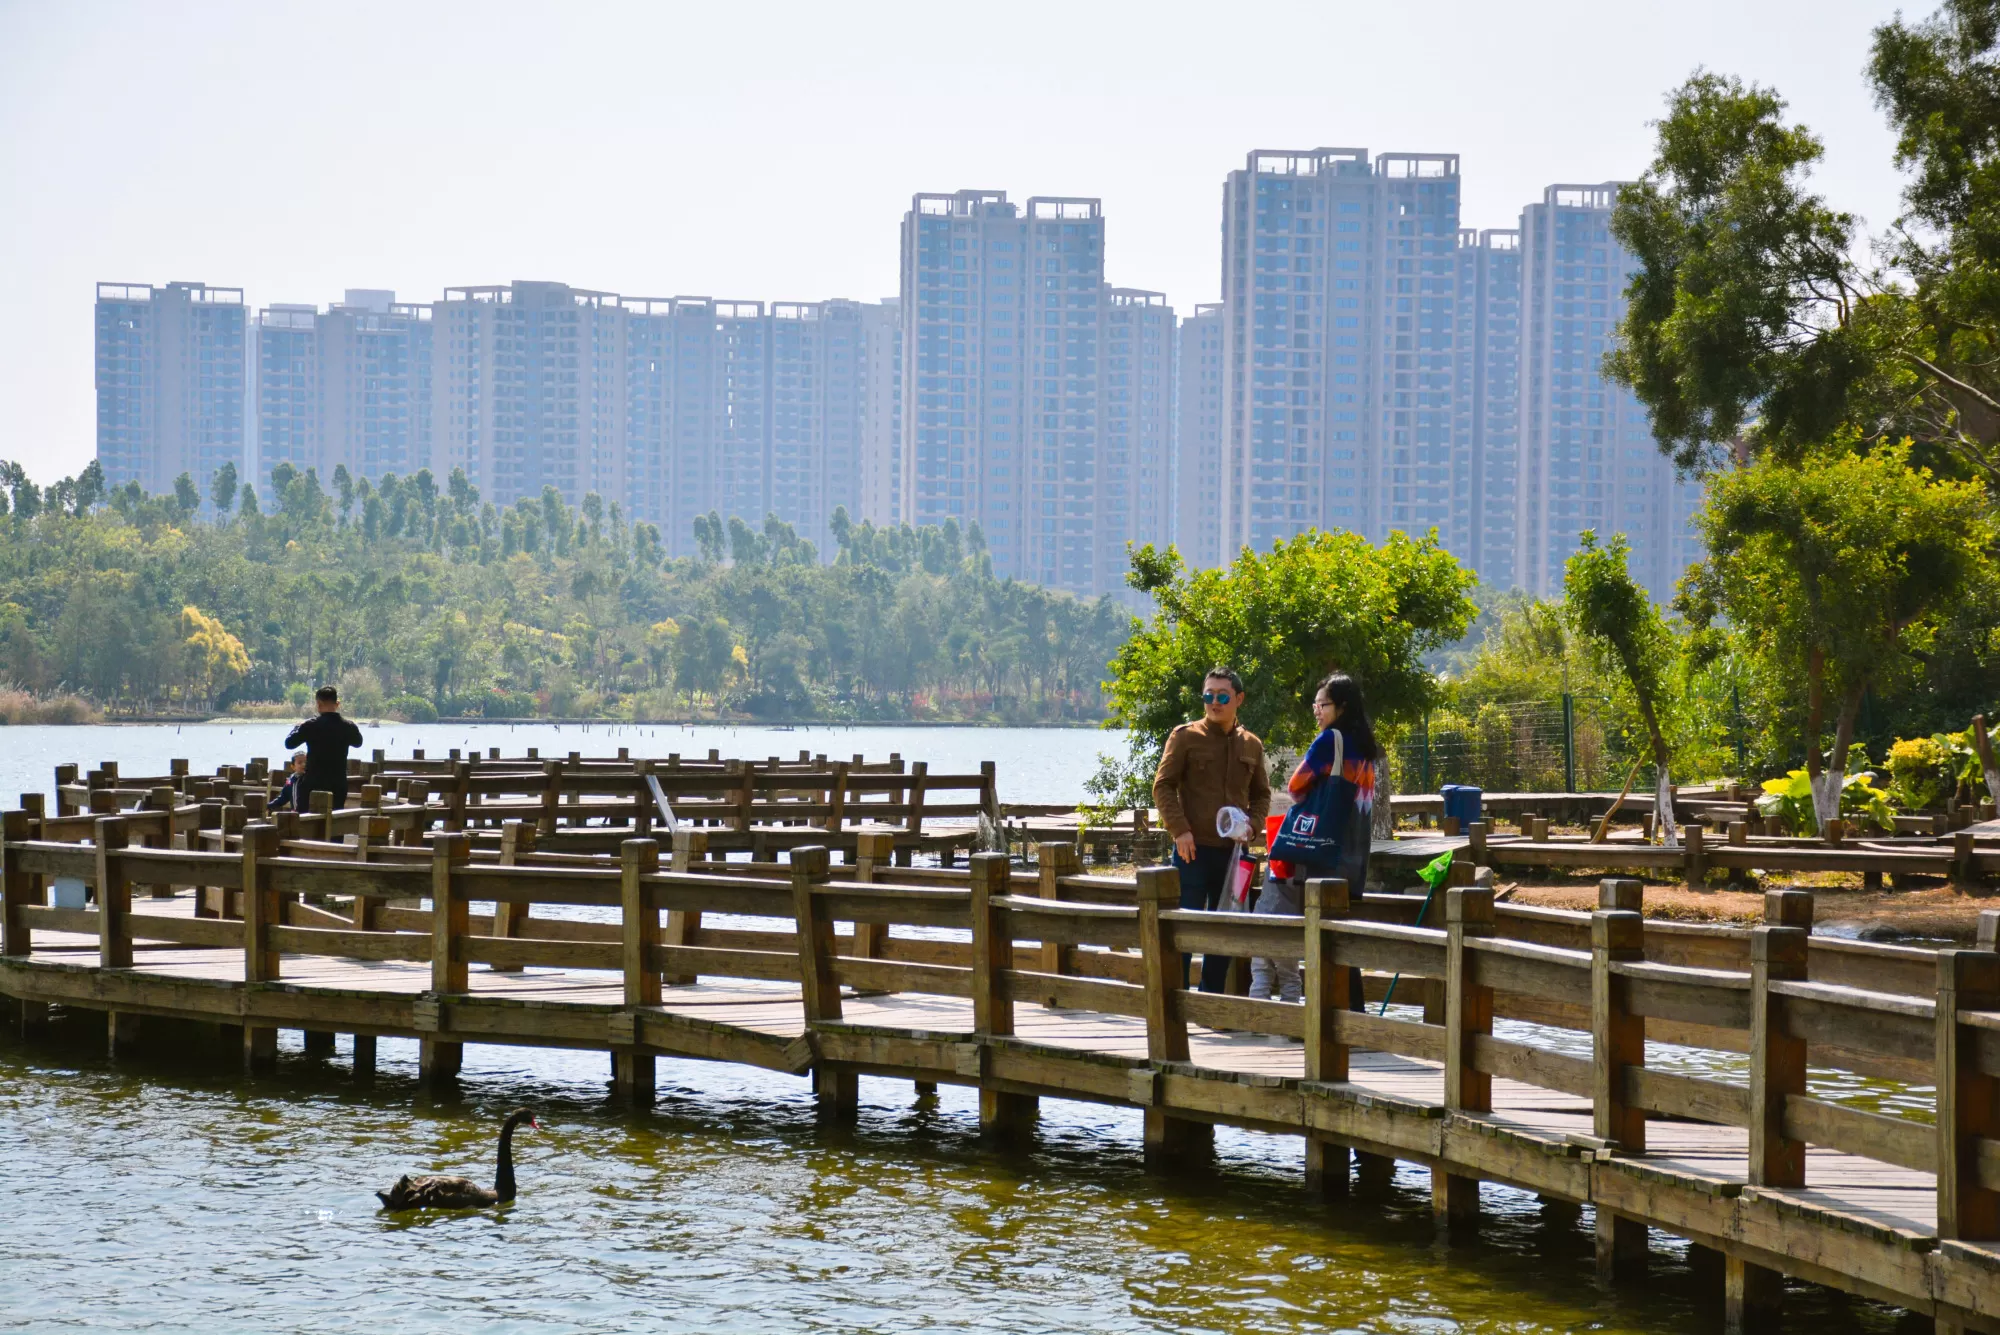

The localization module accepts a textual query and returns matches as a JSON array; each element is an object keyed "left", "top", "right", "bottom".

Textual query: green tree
[
  {"left": 1679, "top": 443, "right": 1994, "bottom": 826},
  {"left": 1607, "top": 72, "right": 1876, "bottom": 472},
  {"left": 1565, "top": 532, "right": 1683, "bottom": 843},
  {"left": 210, "top": 462, "right": 238, "bottom": 517},
  {"left": 172, "top": 472, "right": 200, "bottom": 518},
  {"left": 1094, "top": 531, "right": 1476, "bottom": 810}
]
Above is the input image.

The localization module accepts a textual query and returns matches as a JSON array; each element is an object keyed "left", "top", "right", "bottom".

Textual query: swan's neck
[{"left": 495, "top": 1121, "right": 519, "bottom": 1201}]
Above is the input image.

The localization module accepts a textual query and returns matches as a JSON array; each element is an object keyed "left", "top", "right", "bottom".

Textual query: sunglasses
[{"left": 1201, "top": 691, "right": 1233, "bottom": 705}]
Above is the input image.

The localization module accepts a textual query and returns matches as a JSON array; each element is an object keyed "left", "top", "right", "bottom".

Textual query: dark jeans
[{"left": 1173, "top": 842, "right": 1235, "bottom": 992}]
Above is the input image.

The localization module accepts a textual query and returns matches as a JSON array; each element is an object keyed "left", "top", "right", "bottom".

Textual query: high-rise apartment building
[
  {"left": 251, "top": 290, "right": 434, "bottom": 494},
  {"left": 1218, "top": 149, "right": 1462, "bottom": 557},
  {"left": 899, "top": 189, "right": 1172, "bottom": 597},
  {"left": 857, "top": 298, "right": 902, "bottom": 527},
  {"left": 95, "top": 281, "right": 247, "bottom": 497},
  {"left": 317, "top": 290, "right": 432, "bottom": 486},
  {"left": 1174, "top": 303, "right": 1226, "bottom": 570},
  {"left": 250, "top": 304, "right": 319, "bottom": 489},
  {"left": 431, "top": 281, "right": 629, "bottom": 513},
  {"left": 1105, "top": 288, "right": 1175, "bottom": 590},
  {"left": 1453, "top": 229, "right": 1522, "bottom": 587},
  {"left": 1515, "top": 185, "right": 1700, "bottom": 602}
]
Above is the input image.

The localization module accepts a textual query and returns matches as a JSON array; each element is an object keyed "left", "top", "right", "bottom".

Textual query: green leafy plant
[
  {"left": 1886, "top": 736, "right": 1952, "bottom": 811},
  {"left": 1758, "top": 765, "right": 1895, "bottom": 833}
]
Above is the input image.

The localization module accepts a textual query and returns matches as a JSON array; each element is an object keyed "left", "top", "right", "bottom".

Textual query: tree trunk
[
  {"left": 1653, "top": 765, "right": 1679, "bottom": 848},
  {"left": 1810, "top": 685, "right": 1866, "bottom": 830},
  {"left": 1972, "top": 714, "right": 2000, "bottom": 811},
  {"left": 1372, "top": 751, "right": 1396, "bottom": 844}
]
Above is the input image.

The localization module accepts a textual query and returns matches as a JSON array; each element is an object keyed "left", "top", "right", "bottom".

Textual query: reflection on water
[{"left": 0, "top": 1015, "right": 1929, "bottom": 1334}]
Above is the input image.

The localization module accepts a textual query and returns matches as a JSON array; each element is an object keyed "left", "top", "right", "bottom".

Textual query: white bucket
[{"left": 50, "top": 877, "right": 88, "bottom": 910}]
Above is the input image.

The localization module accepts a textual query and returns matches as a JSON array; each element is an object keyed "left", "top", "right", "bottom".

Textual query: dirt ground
[{"left": 1497, "top": 874, "right": 1996, "bottom": 942}]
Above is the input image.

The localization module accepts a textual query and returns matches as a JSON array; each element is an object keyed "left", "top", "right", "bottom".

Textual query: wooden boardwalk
[{"left": 4, "top": 817, "right": 2000, "bottom": 1332}]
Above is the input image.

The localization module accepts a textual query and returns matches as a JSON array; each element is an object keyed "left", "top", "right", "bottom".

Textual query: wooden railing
[{"left": 6, "top": 814, "right": 1999, "bottom": 1255}]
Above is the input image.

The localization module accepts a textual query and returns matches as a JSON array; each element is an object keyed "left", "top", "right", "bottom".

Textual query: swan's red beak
[{"left": 531, "top": 1118, "right": 542, "bottom": 1130}]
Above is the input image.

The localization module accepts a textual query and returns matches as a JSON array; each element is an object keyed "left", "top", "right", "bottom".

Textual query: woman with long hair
[{"left": 1254, "top": 671, "right": 1382, "bottom": 1002}]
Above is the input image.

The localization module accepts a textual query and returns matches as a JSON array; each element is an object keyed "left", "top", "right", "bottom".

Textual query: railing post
[
  {"left": 1592, "top": 877, "right": 1647, "bottom": 1282},
  {"left": 789, "top": 845, "right": 851, "bottom": 1115},
  {"left": 904, "top": 760, "right": 930, "bottom": 850},
  {"left": 1036, "top": 841, "right": 1082, "bottom": 1003},
  {"left": 971, "top": 851, "right": 1035, "bottom": 1138},
  {"left": 1437, "top": 881, "right": 1494, "bottom": 1225},
  {"left": 1938, "top": 948, "right": 2000, "bottom": 1245},
  {"left": 664, "top": 827, "right": 709, "bottom": 985},
  {"left": 1684, "top": 823, "right": 1706, "bottom": 887},
  {"left": 448, "top": 761, "right": 471, "bottom": 833},
  {"left": 1, "top": 809, "right": 33, "bottom": 959},
  {"left": 54, "top": 763, "right": 78, "bottom": 817},
  {"left": 241, "top": 822, "right": 280, "bottom": 1071},
  {"left": 1733, "top": 890, "right": 1810, "bottom": 1330},
  {"left": 615, "top": 838, "right": 661, "bottom": 1106},
  {"left": 489, "top": 820, "right": 535, "bottom": 969},
  {"left": 1136, "top": 864, "right": 1208, "bottom": 1164},
  {"left": 422, "top": 832, "right": 470, "bottom": 1086},
  {"left": 539, "top": 759, "right": 563, "bottom": 837},
  {"left": 1302, "top": 876, "right": 1352, "bottom": 1196},
  {"left": 851, "top": 829, "right": 895, "bottom": 961}
]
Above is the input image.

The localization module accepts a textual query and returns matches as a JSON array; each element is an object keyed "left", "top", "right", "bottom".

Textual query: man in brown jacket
[{"left": 1152, "top": 666, "right": 1272, "bottom": 992}]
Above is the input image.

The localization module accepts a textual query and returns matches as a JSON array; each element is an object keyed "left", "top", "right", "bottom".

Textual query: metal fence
[{"left": 1394, "top": 695, "right": 1629, "bottom": 795}]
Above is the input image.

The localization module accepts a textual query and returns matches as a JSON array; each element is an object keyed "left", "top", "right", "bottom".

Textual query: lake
[{"left": 0, "top": 720, "right": 1129, "bottom": 806}]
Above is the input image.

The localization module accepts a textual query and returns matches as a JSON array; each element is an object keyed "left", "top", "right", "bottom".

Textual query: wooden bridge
[{"left": 6, "top": 755, "right": 2000, "bottom": 1331}]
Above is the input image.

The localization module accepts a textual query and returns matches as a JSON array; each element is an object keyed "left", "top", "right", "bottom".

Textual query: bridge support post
[
  {"left": 302, "top": 1030, "right": 335, "bottom": 1058},
  {"left": 971, "top": 853, "right": 1036, "bottom": 1140},
  {"left": 107, "top": 1010, "right": 143, "bottom": 1059},
  {"left": 1304, "top": 1137, "right": 1349, "bottom": 1198},
  {"left": 352, "top": 1034, "right": 376, "bottom": 1079},
  {"left": 419, "top": 1038, "right": 460, "bottom": 1085},
  {"left": 1136, "top": 864, "right": 1208, "bottom": 1168},
  {"left": 1593, "top": 1212, "right": 1647, "bottom": 1285},
  {"left": 1722, "top": 1257, "right": 1780, "bottom": 1332}
]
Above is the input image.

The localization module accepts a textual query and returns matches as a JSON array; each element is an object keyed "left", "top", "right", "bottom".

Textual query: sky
[{"left": 0, "top": 0, "right": 1919, "bottom": 483}]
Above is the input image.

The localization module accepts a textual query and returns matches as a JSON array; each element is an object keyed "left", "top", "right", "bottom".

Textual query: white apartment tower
[
  {"left": 431, "top": 281, "right": 630, "bottom": 513},
  {"left": 1453, "top": 230, "right": 1523, "bottom": 587},
  {"left": 1515, "top": 186, "right": 1701, "bottom": 601},
  {"left": 1219, "top": 149, "right": 1463, "bottom": 556},
  {"left": 900, "top": 189, "right": 1173, "bottom": 597},
  {"left": 1104, "top": 287, "right": 1175, "bottom": 591},
  {"left": 1174, "top": 303, "right": 1226, "bottom": 570},
  {"left": 95, "top": 281, "right": 248, "bottom": 497}
]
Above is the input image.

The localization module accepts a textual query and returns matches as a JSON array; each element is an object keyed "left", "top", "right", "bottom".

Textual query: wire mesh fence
[{"left": 1393, "top": 695, "right": 1630, "bottom": 795}]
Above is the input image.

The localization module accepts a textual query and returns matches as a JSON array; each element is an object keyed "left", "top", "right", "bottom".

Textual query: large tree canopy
[{"left": 1087, "top": 531, "right": 1476, "bottom": 811}]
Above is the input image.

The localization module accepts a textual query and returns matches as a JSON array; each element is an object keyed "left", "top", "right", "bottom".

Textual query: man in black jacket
[{"left": 285, "top": 686, "right": 363, "bottom": 812}]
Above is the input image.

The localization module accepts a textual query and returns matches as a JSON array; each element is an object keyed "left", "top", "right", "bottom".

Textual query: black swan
[{"left": 377, "top": 1108, "right": 540, "bottom": 1211}]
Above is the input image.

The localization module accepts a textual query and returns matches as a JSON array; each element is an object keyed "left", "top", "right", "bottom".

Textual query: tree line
[{"left": 0, "top": 458, "right": 1131, "bottom": 723}]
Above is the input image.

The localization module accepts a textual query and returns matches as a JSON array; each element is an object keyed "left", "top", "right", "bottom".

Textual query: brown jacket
[{"left": 1152, "top": 718, "right": 1272, "bottom": 847}]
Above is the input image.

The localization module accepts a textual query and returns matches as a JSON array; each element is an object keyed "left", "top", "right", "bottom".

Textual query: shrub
[
  {"left": 1886, "top": 736, "right": 1951, "bottom": 811},
  {"left": 384, "top": 693, "right": 437, "bottom": 723}
]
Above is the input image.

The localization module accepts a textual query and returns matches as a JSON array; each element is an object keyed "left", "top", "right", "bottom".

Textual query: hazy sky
[{"left": 1, "top": 0, "right": 1917, "bottom": 483}]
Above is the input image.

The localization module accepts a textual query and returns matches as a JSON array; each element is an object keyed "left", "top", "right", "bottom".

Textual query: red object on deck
[{"left": 1266, "top": 814, "right": 1291, "bottom": 881}]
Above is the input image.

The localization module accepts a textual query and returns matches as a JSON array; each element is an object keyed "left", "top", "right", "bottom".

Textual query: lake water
[
  {"left": 0, "top": 723, "right": 1928, "bottom": 1332},
  {"left": 0, "top": 720, "right": 1129, "bottom": 806}
]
